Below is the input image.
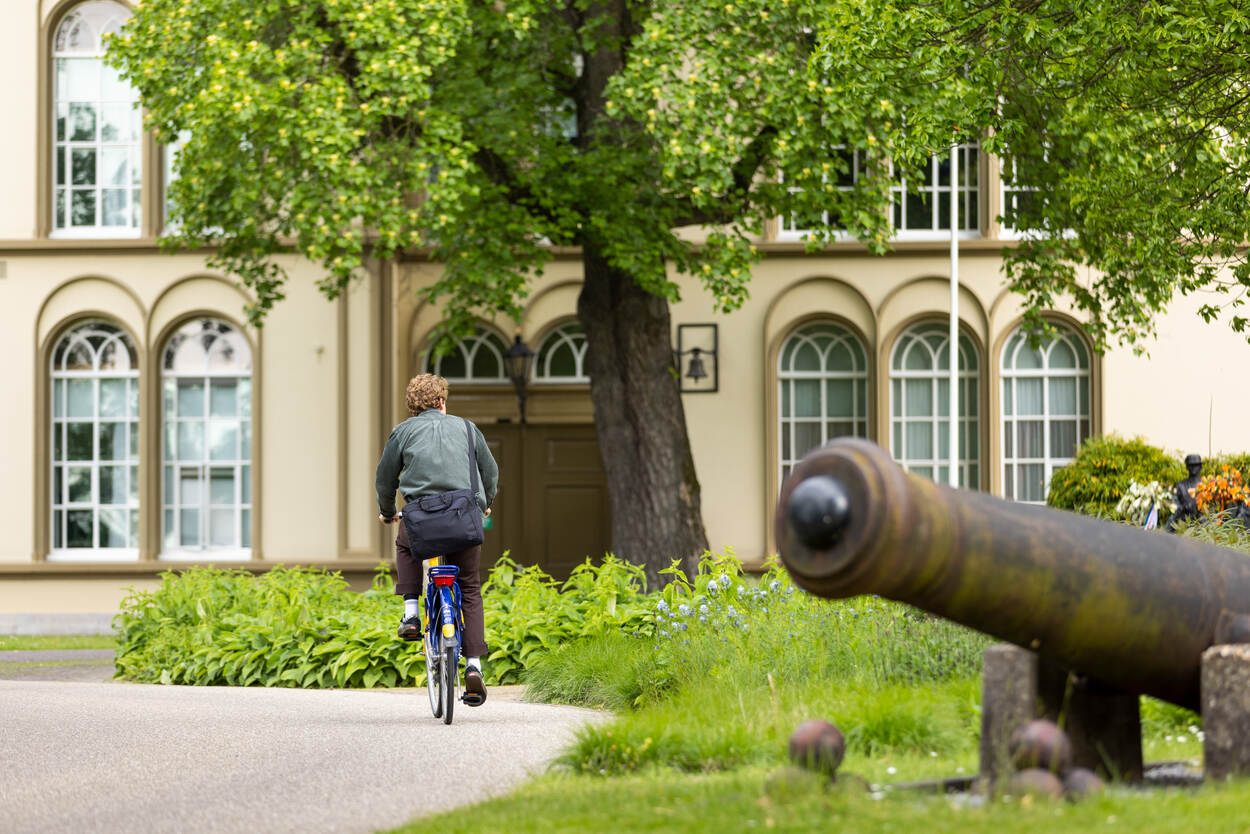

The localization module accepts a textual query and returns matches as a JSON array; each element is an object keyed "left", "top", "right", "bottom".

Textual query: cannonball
[
  {"left": 1005, "top": 768, "right": 1065, "bottom": 800},
  {"left": 1062, "top": 767, "right": 1105, "bottom": 801},
  {"left": 787, "top": 719, "right": 846, "bottom": 775},
  {"left": 1009, "top": 720, "right": 1072, "bottom": 773}
]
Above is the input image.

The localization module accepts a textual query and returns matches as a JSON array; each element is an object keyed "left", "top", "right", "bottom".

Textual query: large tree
[{"left": 108, "top": 0, "right": 970, "bottom": 584}]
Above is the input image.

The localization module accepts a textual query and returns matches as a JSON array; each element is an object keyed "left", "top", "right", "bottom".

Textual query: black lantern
[{"left": 503, "top": 332, "right": 534, "bottom": 423}]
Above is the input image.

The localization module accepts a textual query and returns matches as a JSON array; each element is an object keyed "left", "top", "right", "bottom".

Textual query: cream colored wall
[
  {"left": 0, "top": 575, "right": 161, "bottom": 613},
  {"left": 0, "top": 0, "right": 38, "bottom": 238}
]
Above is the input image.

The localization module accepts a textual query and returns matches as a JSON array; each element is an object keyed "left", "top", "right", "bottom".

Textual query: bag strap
[{"left": 464, "top": 417, "right": 480, "bottom": 500}]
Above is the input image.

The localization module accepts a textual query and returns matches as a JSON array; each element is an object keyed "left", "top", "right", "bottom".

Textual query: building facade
[{"left": 3, "top": 0, "right": 1248, "bottom": 617}]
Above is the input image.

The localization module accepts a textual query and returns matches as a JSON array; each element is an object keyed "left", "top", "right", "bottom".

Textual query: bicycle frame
[{"left": 425, "top": 564, "right": 463, "bottom": 648}]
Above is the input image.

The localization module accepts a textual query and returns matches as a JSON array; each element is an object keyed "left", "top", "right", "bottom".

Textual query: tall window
[
  {"left": 425, "top": 327, "right": 509, "bottom": 382},
  {"left": 890, "top": 322, "right": 980, "bottom": 487},
  {"left": 50, "top": 321, "right": 139, "bottom": 559},
  {"left": 533, "top": 322, "right": 589, "bottom": 383},
  {"left": 52, "top": 1, "right": 141, "bottom": 236},
  {"left": 892, "top": 143, "right": 979, "bottom": 238},
  {"left": 778, "top": 322, "right": 870, "bottom": 482},
  {"left": 162, "top": 319, "right": 252, "bottom": 558},
  {"left": 1001, "top": 323, "right": 1091, "bottom": 503}
]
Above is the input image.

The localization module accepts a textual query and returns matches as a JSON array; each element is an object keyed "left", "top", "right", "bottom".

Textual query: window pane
[
  {"left": 1018, "top": 421, "right": 1044, "bottom": 458},
  {"left": 241, "top": 509, "right": 251, "bottom": 548},
  {"left": 129, "top": 464, "right": 138, "bottom": 502},
  {"left": 67, "top": 510, "right": 93, "bottom": 547},
  {"left": 210, "top": 380, "right": 237, "bottom": 417},
  {"left": 164, "top": 509, "right": 176, "bottom": 548},
  {"left": 178, "top": 422, "right": 204, "bottom": 460},
  {"left": 210, "top": 468, "right": 235, "bottom": 504},
  {"left": 1016, "top": 378, "right": 1043, "bottom": 416},
  {"left": 470, "top": 346, "right": 500, "bottom": 379},
  {"left": 67, "top": 422, "right": 93, "bottom": 460},
  {"left": 67, "top": 467, "right": 91, "bottom": 503},
  {"left": 177, "top": 380, "right": 204, "bottom": 417},
  {"left": 210, "top": 509, "right": 234, "bottom": 547},
  {"left": 241, "top": 422, "right": 251, "bottom": 458},
  {"left": 904, "top": 379, "right": 932, "bottom": 417},
  {"left": 905, "top": 191, "right": 931, "bottom": 229},
  {"left": 71, "top": 148, "right": 97, "bottom": 184},
  {"left": 794, "top": 422, "right": 821, "bottom": 460},
  {"left": 826, "top": 379, "right": 854, "bottom": 417},
  {"left": 1020, "top": 464, "right": 1046, "bottom": 502},
  {"left": 1004, "top": 466, "right": 1014, "bottom": 500},
  {"left": 241, "top": 465, "right": 251, "bottom": 504},
  {"left": 163, "top": 378, "right": 177, "bottom": 418},
  {"left": 101, "top": 189, "right": 127, "bottom": 226},
  {"left": 794, "top": 380, "right": 820, "bottom": 417},
  {"left": 209, "top": 422, "right": 238, "bottom": 461},
  {"left": 98, "top": 422, "right": 126, "bottom": 461},
  {"left": 164, "top": 465, "right": 175, "bottom": 504},
  {"left": 99, "top": 465, "right": 124, "bottom": 504},
  {"left": 1050, "top": 421, "right": 1078, "bottom": 459},
  {"left": 99, "top": 509, "right": 128, "bottom": 547},
  {"left": 1002, "top": 379, "right": 1012, "bottom": 416},
  {"left": 99, "top": 378, "right": 126, "bottom": 417},
  {"left": 54, "top": 466, "right": 63, "bottom": 503},
  {"left": 781, "top": 380, "right": 790, "bottom": 418},
  {"left": 179, "top": 468, "right": 201, "bottom": 505},
  {"left": 67, "top": 379, "right": 94, "bottom": 417},
  {"left": 906, "top": 422, "right": 933, "bottom": 459},
  {"left": 69, "top": 103, "right": 97, "bottom": 142},
  {"left": 54, "top": 509, "right": 64, "bottom": 548},
  {"left": 180, "top": 508, "right": 200, "bottom": 547},
  {"left": 1050, "top": 378, "right": 1077, "bottom": 415},
  {"left": 61, "top": 59, "right": 99, "bottom": 100},
  {"left": 102, "top": 146, "right": 128, "bottom": 184},
  {"left": 71, "top": 189, "right": 96, "bottom": 226},
  {"left": 238, "top": 379, "right": 252, "bottom": 417},
  {"left": 1050, "top": 340, "right": 1077, "bottom": 369},
  {"left": 792, "top": 343, "right": 821, "bottom": 372}
]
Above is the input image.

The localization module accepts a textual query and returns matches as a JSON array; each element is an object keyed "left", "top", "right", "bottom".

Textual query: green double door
[{"left": 478, "top": 423, "right": 612, "bottom": 581}]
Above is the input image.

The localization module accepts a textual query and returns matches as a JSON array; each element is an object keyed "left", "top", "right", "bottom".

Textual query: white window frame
[
  {"left": 49, "top": 321, "right": 140, "bottom": 561},
  {"left": 891, "top": 142, "right": 980, "bottom": 241},
  {"left": 425, "top": 327, "right": 510, "bottom": 384},
  {"left": 160, "top": 319, "right": 253, "bottom": 561},
  {"left": 889, "top": 322, "right": 980, "bottom": 487},
  {"left": 533, "top": 322, "right": 589, "bottom": 384},
  {"left": 51, "top": 0, "right": 142, "bottom": 239},
  {"left": 1000, "top": 323, "right": 1091, "bottom": 504},
  {"left": 777, "top": 321, "right": 870, "bottom": 484}
]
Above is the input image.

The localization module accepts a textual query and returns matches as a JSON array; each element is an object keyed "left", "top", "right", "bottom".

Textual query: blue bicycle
[{"left": 424, "top": 561, "right": 463, "bottom": 724}]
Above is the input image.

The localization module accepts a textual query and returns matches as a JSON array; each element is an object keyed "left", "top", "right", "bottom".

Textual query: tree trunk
[{"left": 578, "top": 246, "right": 709, "bottom": 587}]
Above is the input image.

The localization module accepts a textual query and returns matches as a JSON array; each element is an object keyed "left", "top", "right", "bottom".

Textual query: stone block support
[{"left": 1202, "top": 644, "right": 1250, "bottom": 781}]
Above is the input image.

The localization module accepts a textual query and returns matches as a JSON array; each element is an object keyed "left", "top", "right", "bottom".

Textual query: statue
[{"left": 1165, "top": 454, "right": 1203, "bottom": 531}]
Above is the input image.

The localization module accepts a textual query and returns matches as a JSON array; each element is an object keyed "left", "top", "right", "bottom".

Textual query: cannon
[{"left": 776, "top": 438, "right": 1250, "bottom": 781}]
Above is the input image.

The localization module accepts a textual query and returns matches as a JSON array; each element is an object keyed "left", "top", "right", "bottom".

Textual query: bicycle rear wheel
[
  {"left": 440, "top": 639, "right": 459, "bottom": 725},
  {"left": 425, "top": 629, "right": 442, "bottom": 719}
]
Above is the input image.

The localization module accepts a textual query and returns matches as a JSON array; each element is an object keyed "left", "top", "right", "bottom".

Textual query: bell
[{"left": 685, "top": 348, "right": 708, "bottom": 381}]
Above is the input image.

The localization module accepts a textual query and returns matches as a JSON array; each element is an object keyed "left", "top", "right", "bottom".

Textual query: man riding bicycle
[{"left": 375, "top": 373, "right": 498, "bottom": 707}]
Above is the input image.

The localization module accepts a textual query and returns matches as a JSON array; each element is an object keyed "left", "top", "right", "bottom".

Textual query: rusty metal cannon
[{"left": 775, "top": 438, "right": 1250, "bottom": 781}]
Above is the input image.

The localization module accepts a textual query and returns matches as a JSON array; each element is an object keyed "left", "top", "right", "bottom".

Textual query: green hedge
[
  {"left": 113, "top": 554, "right": 656, "bottom": 689},
  {"left": 1047, "top": 434, "right": 1185, "bottom": 516}
]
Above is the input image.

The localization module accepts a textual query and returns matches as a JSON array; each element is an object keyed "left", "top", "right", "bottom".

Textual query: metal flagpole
[{"left": 949, "top": 142, "right": 960, "bottom": 489}]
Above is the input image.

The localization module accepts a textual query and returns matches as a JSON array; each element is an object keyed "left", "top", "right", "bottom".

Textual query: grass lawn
[
  {"left": 393, "top": 556, "right": 1220, "bottom": 832},
  {"left": 394, "top": 768, "right": 1250, "bottom": 834},
  {"left": 0, "top": 634, "right": 116, "bottom": 651}
]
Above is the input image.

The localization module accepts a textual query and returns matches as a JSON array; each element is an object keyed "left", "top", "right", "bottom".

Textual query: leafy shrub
[
  {"left": 1047, "top": 434, "right": 1184, "bottom": 516},
  {"left": 114, "top": 554, "right": 656, "bottom": 689}
]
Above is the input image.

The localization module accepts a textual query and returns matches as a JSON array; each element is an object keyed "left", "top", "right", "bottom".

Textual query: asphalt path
[{"left": 0, "top": 677, "right": 605, "bottom": 834}]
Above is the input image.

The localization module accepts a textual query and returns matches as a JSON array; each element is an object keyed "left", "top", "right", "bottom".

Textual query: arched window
[
  {"left": 49, "top": 321, "right": 139, "bottom": 558},
  {"left": 890, "top": 321, "right": 980, "bottom": 487},
  {"left": 52, "top": 1, "right": 141, "bottom": 236},
  {"left": 533, "top": 322, "right": 589, "bottom": 383},
  {"left": 161, "top": 319, "right": 252, "bottom": 557},
  {"left": 425, "top": 327, "right": 509, "bottom": 383},
  {"left": 1001, "top": 323, "right": 1091, "bottom": 503},
  {"left": 778, "top": 322, "right": 869, "bottom": 482}
]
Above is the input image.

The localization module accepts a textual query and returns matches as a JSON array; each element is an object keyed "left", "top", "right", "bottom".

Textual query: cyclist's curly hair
[{"left": 406, "top": 373, "right": 449, "bottom": 415}]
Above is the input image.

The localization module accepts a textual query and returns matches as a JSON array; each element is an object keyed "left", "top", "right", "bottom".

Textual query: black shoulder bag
[{"left": 400, "top": 418, "right": 485, "bottom": 558}]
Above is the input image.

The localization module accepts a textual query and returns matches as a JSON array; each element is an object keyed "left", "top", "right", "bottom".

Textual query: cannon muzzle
[{"left": 776, "top": 438, "right": 1250, "bottom": 710}]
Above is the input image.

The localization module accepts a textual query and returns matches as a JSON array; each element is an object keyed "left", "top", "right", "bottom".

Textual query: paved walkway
[{"left": 0, "top": 663, "right": 604, "bottom": 833}]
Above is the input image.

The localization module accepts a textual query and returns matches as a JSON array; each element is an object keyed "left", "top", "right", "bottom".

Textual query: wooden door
[{"left": 478, "top": 423, "right": 611, "bottom": 580}]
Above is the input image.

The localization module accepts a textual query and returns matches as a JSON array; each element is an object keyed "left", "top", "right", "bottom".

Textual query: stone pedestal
[
  {"left": 1202, "top": 644, "right": 1250, "bottom": 780},
  {"left": 980, "top": 643, "right": 1143, "bottom": 782}
]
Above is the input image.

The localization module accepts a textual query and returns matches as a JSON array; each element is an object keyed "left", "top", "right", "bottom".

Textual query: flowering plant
[
  {"left": 1192, "top": 466, "right": 1250, "bottom": 517},
  {"left": 1114, "top": 480, "right": 1176, "bottom": 526}
]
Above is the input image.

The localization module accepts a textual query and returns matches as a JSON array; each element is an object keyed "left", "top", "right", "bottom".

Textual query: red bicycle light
[{"left": 433, "top": 575, "right": 455, "bottom": 586}]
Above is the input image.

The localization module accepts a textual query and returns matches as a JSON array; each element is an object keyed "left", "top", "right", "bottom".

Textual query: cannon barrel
[{"left": 775, "top": 438, "right": 1250, "bottom": 711}]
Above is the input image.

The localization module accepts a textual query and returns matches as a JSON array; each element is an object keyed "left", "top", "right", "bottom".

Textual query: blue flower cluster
[{"left": 652, "top": 568, "right": 798, "bottom": 645}]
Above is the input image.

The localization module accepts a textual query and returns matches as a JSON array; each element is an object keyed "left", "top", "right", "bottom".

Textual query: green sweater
[{"left": 374, "top": 410, "right": 499, "bottom": 518}]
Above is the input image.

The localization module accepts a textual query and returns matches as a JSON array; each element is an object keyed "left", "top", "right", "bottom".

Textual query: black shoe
[
  {"left": 463, "top": 666, "right": 487, "bottom": 706},
  {"left": 397, "top": 615, "right": 421, "bottom": 642}
]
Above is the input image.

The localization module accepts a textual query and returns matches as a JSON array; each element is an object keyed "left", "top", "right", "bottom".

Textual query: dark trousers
[{"left": 393, "top": 520, "right": 488, "bottom": 657}]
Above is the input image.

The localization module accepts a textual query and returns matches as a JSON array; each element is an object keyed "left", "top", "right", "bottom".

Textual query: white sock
[
  {"left": 404, "top": 599, "right": 420, "bottom": 619},
  {"left": 466, "top": 656, "right": 481, "bottom": 672}
]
